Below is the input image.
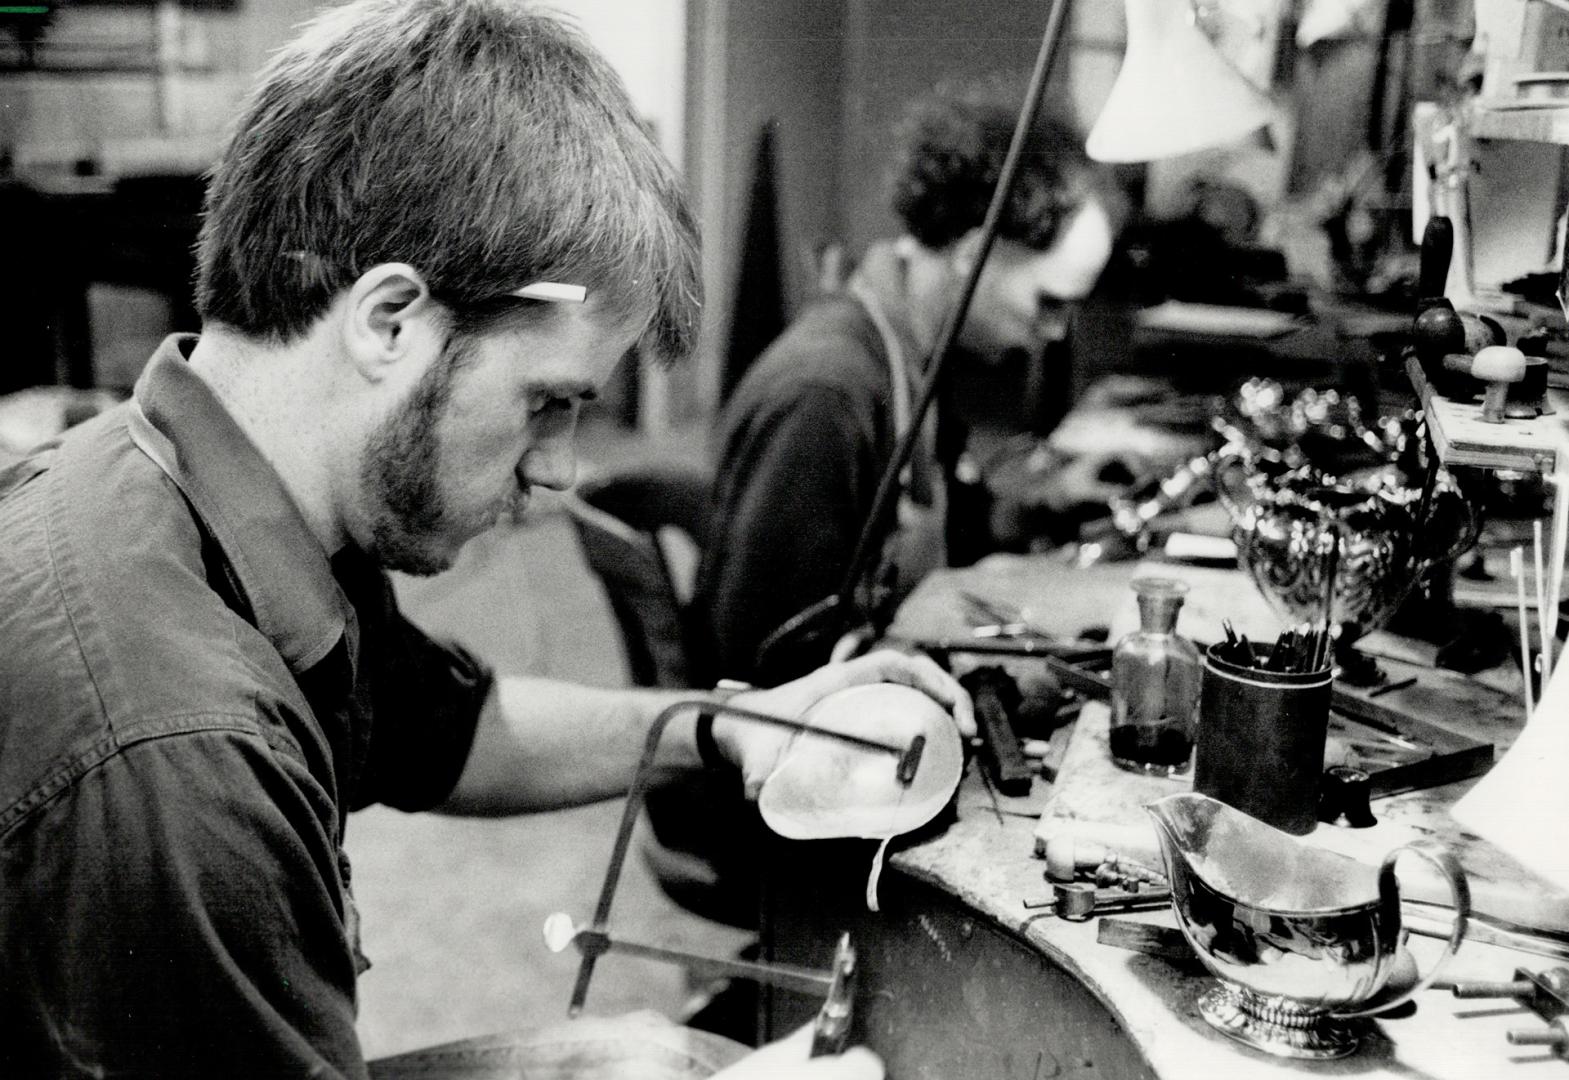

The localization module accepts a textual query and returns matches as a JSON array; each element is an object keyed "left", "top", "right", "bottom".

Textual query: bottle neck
[{"left": 1136, "top": 594, "right": 1183, "bottom": 634}]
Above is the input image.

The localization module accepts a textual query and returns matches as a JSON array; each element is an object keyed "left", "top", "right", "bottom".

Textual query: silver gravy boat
[{"left": 1147, "top": 793, "right": 1470, "bottom": 1059}]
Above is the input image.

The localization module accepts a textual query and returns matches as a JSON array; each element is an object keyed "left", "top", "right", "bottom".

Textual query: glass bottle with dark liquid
[{"left": 1109, "top": 577, "right": 1200, "bottom": 775}]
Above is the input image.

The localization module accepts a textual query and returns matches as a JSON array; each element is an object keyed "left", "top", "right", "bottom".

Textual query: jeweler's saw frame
[{"left": 555, "top": 699, "right": 923, "bottom": 1055}]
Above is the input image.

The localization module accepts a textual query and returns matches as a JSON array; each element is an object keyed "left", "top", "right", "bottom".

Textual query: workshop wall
[
  {"left": 0, "top": 1, "right": 689, "bottom": 399},
  {"left": 837, "top": 0, "right": 1124, "bottom": 257},
  {"left": 1, "top": 2, "right": 330, "bottom": 390},
  {"left": 534, "top": 0, "right": 689, "bottom": 431},
  {"left": 685, "top": 0, "right": 845, "bottom": 420},
  {"left": 2, "top": 2, "right": 323, "bottom": 171}
]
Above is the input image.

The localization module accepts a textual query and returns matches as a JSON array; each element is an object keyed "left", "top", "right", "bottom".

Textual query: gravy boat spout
[{"left": 1146, "top": 793, "right": 1469, "bottom": 1059}]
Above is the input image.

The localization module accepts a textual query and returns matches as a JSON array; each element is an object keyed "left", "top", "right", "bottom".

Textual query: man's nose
[{"left": 520, "top": 431, "right": 577, "bottom": 491}]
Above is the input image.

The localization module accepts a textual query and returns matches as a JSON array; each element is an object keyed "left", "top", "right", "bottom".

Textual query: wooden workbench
[{"left": 761, "top": 554, "right": 1569, "bottom": 1079}]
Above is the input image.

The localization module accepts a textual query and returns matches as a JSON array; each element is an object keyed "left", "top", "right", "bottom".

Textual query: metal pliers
[{"left": 810, "top": 932, "right": 858, "bottom": 1057}]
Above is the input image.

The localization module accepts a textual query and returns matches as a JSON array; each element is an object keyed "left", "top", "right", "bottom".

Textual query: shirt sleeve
[
  {"left": 0, "top": 726, "right": 367, "bottom": 1080},
  {"left": 349, "top": 568, "right": 493, "bottom": 813},
  {"left": 700, "top": 381, "right": 883, "bottom": 685}
]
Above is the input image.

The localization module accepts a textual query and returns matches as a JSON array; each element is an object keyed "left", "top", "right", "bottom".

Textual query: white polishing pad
[{"left": 758, "top": 683, "right": 963, "bottom": 841}]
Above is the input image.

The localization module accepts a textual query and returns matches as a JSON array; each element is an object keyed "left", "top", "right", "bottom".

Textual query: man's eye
[{"left": 528, "top": 391, "right": 595, "bottom": 415}]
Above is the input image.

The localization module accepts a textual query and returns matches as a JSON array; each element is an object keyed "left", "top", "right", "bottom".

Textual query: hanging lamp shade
[{"left": 1086, "top": 0, "right": 1278, "bottom": 163}]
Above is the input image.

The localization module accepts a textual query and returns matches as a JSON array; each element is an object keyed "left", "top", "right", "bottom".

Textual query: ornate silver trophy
[{"left": 1212, "top": 380, "right": 1477, "bottom": 684}]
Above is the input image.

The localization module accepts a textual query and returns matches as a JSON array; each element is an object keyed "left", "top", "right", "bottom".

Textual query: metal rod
[
  {"left": 569, "top": 927, "right": 834, "bottom": 997},
  {"left": 897, "top": 633, "right": 1110, "bottom": 662},
  {"left": 1367, "top": 675, "right": 1418, "bottom": 699},
  {"left": 1314, "top": 523, "right": 1340, "bottom": 671},
  {"left": 1405, "top": 902, "right": 1569, "bottom": 961},
  {"left": 1535, "top": 518, "right": 1554, "bottom": 680},
  {"left": 709, "top": 702, "right": 912, "bottom": 759},
  {"left": 1549, "top": 471, "right": 1569, "bottom": 681},
  {"left": 1450, "top": 979, "right": 1534, "bottom": 999},
  {"left": 1505, "top": 1021, "right": 1566, "bottom": 1048},
  {"left": 905, "top": 637, "right": 1112, "bottom": 699},
  {"left": 1514, "top": 546, "right": 1536, "bottom": 721}
]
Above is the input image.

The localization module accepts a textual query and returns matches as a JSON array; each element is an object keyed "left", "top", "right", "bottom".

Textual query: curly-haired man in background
[{"left": 693, "top": 86, "right": 1122, "bottom": 689}]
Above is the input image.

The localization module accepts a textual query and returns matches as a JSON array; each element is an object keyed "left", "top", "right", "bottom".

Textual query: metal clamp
[{"left": 1053, "top": 882, "right": 1173, "bottom": 922}]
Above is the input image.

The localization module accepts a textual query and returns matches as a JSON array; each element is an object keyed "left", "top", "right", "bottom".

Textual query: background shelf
[
  {"left": 1470, "top": 103, "right": 1569, "bottom": 144},
  {"left": 1406, "top": 356, "right": 1568, "bottom": 473}
]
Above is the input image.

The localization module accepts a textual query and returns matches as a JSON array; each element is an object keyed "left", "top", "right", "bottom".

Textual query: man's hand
[
  {"left": 1025, "top": 448, "right": 1149, "bottom": 516},
  {"left": 717, "top": 650, "right": 975, "bottom": 799},
  {"left": 1076, "top": 374, "right": 1172, "bottom": 411},
  {"left": 711, "top": 1022, "right": 884, "bottom": 1079}
]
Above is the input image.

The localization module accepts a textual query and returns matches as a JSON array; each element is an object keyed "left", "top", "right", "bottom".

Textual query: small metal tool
[
  {"left": 917, "top": 638, "right": 1112, "bottom": 701},
  {"left": 1053, "top": 882, "right": 1172, "bottom": 922},
  {"left": 1096, "top": 917, "right": 1194, "bottom": 961},
  {"left": 961, "top": 592, "right": 1053, "bottom": 639},
  {"left": 1447, "top": 965, "right": 1569, "bottom": 1018},
  {"left": 1507, "top": 1016, "right": 1568, "bottom": 1057},
  {"left": 1366, "top": 675, "right": 1418, "bottom": 699},
  {"left": 1407, "top": 904, "right": 1569, "bottom": 961},
  {"left": 544, "top": 913, "right": 834, "bottom": 997},
  {"left": 810, "top": 933, "right": 857, "bottom": 1058},
  {"left": 1443, "top": 965, "right": 1569, "bottom": 1059}
]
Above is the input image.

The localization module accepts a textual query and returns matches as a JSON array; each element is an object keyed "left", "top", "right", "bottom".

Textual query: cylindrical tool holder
[{"left": 1193, "top": 644, "right": 1333, "bottom": 836}]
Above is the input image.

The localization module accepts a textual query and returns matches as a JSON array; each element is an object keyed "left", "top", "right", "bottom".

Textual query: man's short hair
[
  {"left": 890, "top": 81, "right": 1102, "bottom": 253},
  {"left": 196, "top": 0, "right": 700, "bottom": 361}
]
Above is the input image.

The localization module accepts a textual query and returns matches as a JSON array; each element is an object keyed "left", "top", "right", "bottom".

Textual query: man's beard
[{"left": 359, "top": 336, "right": 486, "bottom": 576}]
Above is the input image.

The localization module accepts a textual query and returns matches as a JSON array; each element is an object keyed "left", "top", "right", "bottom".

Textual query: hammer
[{"left": 1442, "top": 344, "right": 1527, "bottom": 423}]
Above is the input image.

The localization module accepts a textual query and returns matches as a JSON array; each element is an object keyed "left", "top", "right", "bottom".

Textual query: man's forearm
[{"left": 437, "top": 676, "right": 718, "bottom": 815}]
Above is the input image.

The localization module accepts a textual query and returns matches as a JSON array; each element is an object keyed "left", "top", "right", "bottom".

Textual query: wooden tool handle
[
  {"left": 960, "top": 667, "right": 1034, "bottom": 795},
  {"left": 1418, "top": 216, "right": 1453, "bottom": 300}
]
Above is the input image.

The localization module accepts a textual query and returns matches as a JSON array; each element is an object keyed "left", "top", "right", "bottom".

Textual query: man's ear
[{"left": 341, "top": 263, "right": 441, "bottom": 384}]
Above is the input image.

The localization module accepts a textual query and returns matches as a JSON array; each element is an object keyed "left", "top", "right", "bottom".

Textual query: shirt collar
[
  {"left": 129, "top": 334, "right": 349, "bottom": 673},
  {"left": 848, "top": 240, "right": 933, "bottom": 379}
]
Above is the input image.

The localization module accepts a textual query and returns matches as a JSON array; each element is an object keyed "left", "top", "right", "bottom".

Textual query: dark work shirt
[
  {"left": 0, "top": 336, "right": 490, "bottom": 1078},
  {"left": 692, "top": 296, "right": 899, "bottom": 686}
]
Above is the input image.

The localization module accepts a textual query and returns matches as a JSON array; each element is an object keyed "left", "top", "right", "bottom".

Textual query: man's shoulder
[
  {"left": 0, "top": 416, "right": 314, "bottom": 829},
  {"left": 724, "top": 296, "right": 887, "bottom": 421},
  {"left": 749, "top": 295, "right": 883, "bottom": 382}
]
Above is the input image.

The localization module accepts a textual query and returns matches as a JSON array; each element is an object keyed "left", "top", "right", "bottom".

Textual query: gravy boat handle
[{"left": 1333, "top": 844, "right": 1470, "bottom": 1019}]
